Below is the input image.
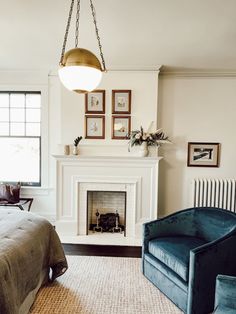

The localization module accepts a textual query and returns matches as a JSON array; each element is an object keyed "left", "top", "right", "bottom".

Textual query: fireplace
[
  {"left": 87, "top": 191, "right": 126, "bottom": 235},
  {"left": 54, "top": 155, "right": 161, "bottom": 245}
]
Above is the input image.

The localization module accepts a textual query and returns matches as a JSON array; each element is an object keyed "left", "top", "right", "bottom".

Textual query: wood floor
[{"left": 63, "top": 244, "right": 142, "bottom": 258}]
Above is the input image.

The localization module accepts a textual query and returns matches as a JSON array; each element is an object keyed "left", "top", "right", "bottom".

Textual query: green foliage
[{"left": 74, "top": 136, "right": 82, "bottom": 147}]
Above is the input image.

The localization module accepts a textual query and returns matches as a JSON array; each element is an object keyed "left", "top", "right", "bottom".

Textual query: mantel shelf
[{"left": 53, "top": 155, "right": 162, "bottom": 163}]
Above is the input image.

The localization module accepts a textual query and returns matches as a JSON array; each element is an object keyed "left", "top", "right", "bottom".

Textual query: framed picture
[
  {"left": 187, "top": 142, "right": 220, "bottom": 167},
  {"left": 85, "top": 115, "right": 105, "bottom": 139},
  {"left": 85, "top": 90, "right": 105, "bottom": 114},
  {"left": 112, "top": 90, "right": 131, "bottom": 114},
  {"left": 112, "top": 116, "right": 131, "bottom": 139}
]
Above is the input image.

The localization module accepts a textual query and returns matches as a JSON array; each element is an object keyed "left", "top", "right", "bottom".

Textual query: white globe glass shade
[{"left": 58, "top": 66, "right": 102, "bottom": 93}]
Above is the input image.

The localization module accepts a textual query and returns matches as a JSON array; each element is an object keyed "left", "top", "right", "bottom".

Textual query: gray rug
[{"left": 30, "top": 255, "right": 183, "bottom": 314}]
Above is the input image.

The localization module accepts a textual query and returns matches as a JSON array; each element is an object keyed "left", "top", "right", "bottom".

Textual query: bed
[{"left": 0, "top": 208, "right": 67, "bottom": 314}]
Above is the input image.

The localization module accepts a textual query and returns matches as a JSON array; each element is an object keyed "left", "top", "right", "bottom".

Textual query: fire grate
[{"left": 92, "top": 210, "right": 124, "bottom": 233}]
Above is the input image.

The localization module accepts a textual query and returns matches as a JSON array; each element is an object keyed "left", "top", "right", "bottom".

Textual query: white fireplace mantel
[{"left": 54, "top": 155, "right": 162, "bottom": 245}]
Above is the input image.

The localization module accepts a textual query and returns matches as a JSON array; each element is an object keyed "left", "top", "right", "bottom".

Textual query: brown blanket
[{"left": 0, "top": 208, "right": 67, "bottom": 313}]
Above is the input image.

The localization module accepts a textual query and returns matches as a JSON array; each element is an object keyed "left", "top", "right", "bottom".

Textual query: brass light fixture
[{"left": 59, "top": 0, "right": 106, "bottom": 94}]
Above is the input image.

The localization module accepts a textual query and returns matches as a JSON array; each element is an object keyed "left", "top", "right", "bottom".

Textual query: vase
[
  {"left": 138, "top": 142, "right": 149, "bottom": 157},
  {"left": 64, "top": 145, "right": 70, "bottom": 155},
  {"left": 72, "top": 146, "right": 79, "bottom": 155}
]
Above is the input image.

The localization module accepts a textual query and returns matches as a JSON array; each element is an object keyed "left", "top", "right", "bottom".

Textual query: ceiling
[{"left": 1, "top": 0, "right": 236, "bottom": 73}]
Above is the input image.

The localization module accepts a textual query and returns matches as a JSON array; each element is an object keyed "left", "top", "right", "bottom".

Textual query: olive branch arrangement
[{"left": 127, "top": 126, "right": 170, "bottom": 151}]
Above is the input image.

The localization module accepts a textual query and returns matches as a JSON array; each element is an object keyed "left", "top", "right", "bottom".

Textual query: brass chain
[
  {"left": 60, "top": 0, "right": 75, "bottom": 65},
  {"left": 75, "top": 0, "right": 81, "bottom": 47},
  {"left": 89, "top": 0, "right": 107, "bottom": 71},
  {"left": 60, "top": 0, "right": 106, "bottom": 72}
]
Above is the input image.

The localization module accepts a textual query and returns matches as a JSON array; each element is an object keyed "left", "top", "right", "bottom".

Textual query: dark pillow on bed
[{"left": 0, "top": 183, "right": 21, "bottom": 204}]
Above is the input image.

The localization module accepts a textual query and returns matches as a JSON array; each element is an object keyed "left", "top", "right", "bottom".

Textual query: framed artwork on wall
[
  {"left": 187, "top": 142, "right": 220, "bottom": 167},
  {"left": 112, "top": 90, "right": 131, "bottom": 114},
  {"left": 112, "top": 116, "right": 131, "bottom": 139},
  {"left": 85, "top": 115, "right": 105, "bottom": 139},
  {"left": 85, "top": 90, "right": 105, "bottom": 114}
]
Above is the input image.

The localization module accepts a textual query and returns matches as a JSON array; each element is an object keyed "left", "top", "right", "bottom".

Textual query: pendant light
[{"left": 59, "top": 0, "right": 106, "bottom": 94}]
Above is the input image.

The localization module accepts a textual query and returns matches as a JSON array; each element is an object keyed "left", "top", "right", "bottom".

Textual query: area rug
[{"left": 30, "top": 255, "right": 183, "bottom": 314}]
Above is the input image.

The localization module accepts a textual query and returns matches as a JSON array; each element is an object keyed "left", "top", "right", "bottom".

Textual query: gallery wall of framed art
[{"left": 84, "top": 89, "right": 132, "bottom": 140}]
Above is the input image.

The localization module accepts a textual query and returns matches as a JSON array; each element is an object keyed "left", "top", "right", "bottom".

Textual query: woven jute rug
[{"left": 30, "top": 255, "right": 183, "bottom": 314}]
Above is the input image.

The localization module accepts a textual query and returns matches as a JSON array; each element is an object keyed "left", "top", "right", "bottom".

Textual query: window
[{"left": 0, "top": 92, "right": 41, "bottom": 186}]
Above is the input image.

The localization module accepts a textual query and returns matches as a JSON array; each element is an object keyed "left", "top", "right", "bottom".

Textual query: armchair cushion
[{"left": 148, "top": 236, "right": 206, "bottom": 282}]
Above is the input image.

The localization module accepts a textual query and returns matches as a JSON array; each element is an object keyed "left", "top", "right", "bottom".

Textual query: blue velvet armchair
[
  {"left": 142, "top": 207, "right": 236, "bottom": 314},
  {"left": 214, "top": 274, "right": 236, "bottom": 313}
]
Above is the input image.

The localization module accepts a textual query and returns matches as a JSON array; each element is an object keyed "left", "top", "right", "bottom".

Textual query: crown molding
[
  {"left": 48, "top": 65, "right": 162, "bottom": 77},
  {"left": 160, "top": 70, "right": 236, "bottom": 78}
]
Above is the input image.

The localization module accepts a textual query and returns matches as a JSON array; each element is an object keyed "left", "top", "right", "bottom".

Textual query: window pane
[
  {"left": 10, "top": 108, "right": 25, "bottom": 122},
  {"left": 0, "top": 108, "right": 9, "bottom": 122},
  {"left": 26, "top": 94, "right": 40, "bottom": 108},
  {"left": 0, "top": 137, "right": 40, "bottom": 184},
  {"left": 0, "top": 94, "right": 9, "bottom": 107},
  {"left": 0, "top": 123, "right": 9, "bottom": 135},
  {"left": 10, "top": 94, "right": 25, "bottom": 108},
  {"left": 26, "top": 108, "right": 40, "bottom": 122},
  {"left": 26, "top": 123, "right": 40, "bottom": 136},
  {"left": 10, "top": 123, "right": 25, "bottom": 136}
]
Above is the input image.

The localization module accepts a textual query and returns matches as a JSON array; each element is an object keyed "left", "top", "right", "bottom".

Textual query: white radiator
[{"left": 192, "top": 178, "right": 236, "bottom": 212}]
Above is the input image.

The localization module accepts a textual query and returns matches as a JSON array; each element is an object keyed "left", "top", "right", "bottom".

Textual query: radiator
[{"left": 192, "top": 178, "right": 236, "bottom": 212}]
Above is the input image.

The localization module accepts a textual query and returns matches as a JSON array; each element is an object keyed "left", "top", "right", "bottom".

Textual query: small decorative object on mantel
[
  {"left": 127, "top": 126, "right": 170, "bottom": 157},
  {"left": 72, "top": 136, "right": 82, "bottom": 155},
  {"left": 64, "top": 145, "right": 70, "bottom": 155}
]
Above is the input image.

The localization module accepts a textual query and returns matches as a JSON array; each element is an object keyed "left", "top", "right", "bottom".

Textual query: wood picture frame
[
  {"left": 112, "top": 90, "right": 131, "bottom": 114},
  {"left": 85, "top": 115, "right": 105, "bottom": 139},
  {"left": 187, "top": 142, "right": 220, "bottom": 167},
  {"left": 112, "top": 116, "right": 131, "bottom": 140},
  {"left": 85, "top": 90, "right": 105, "bottom": 114}
]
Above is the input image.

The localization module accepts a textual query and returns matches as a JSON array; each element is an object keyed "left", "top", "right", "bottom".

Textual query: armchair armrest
[
  {"left": 214, "top": 274, "right": 236, "bottom": 310},
  {"left": 188, "top": 231, "right": 236, "bottom": 314}
]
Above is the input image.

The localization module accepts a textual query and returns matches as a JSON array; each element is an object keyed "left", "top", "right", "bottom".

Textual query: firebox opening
[{"left": 87, "top": 191, "right": 126, "bottom": 236}]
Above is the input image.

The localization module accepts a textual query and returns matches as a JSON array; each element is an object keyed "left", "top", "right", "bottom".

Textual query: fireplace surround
[{"left": 54, "top": 155, "right": 161, "bottom": 245}]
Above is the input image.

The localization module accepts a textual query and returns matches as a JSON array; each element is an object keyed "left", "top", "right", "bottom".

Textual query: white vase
[
  {"left": 72, "top": 146, "right": 79, "bottom": 155},
  {"left": 138, "top": 142, "right": 149, "bottom": 157}
]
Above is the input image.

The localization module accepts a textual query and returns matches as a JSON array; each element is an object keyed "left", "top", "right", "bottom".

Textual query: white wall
[
  {"left": 3, "top": 70, "right": 236, "bottom": 222},
  {"left": 58, "top": 70, "right": 160, "bottom": 156},
  {"left": 158, "top": 74, "right": 236, "bottom": 217},
  {"left": 3, "top": 70, "right": 235, "bottom": 221}
]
